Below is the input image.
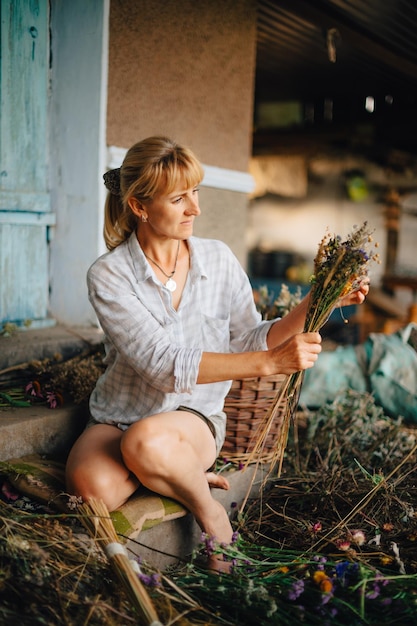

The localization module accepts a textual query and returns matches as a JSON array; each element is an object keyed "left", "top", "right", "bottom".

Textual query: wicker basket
[{"left": 221, "top": 374, "right": 287, "bottom": 458}]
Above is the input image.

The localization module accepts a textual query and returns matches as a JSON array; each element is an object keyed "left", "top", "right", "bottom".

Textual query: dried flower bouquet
[{"left": 245, "top": 222, "right": 380, "bottom": 475}]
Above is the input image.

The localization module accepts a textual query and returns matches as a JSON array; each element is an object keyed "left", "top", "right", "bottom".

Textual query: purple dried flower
[
  {"left": 365, "top": 584, "right": 381, "bottom": 600},
  {"left": 138, "top": 572, "right": 161, "bottom": 587},
  {"left": 321, "top": 590, "right": 334, "bottom": 605},
  {"left": 25, "top": 380, "right": 43, "bottom": 398},
  {"left": 46, "top": 391, "right": 58, "bottom": 408},
  {"left": 201, "top": 533, "right": 217, "bottom": 556},
  {"left": 287, "top": 579, "right": 305, "bottom": 601}
]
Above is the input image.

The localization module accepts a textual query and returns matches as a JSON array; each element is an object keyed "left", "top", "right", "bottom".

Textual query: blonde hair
[{"left": 103, "top": 136, "right": 204, "bottom": 250}]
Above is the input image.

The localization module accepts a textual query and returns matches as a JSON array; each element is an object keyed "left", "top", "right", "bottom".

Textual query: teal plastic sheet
[{"left": 300, "top": 323, "right": 417, "bottom": 422}]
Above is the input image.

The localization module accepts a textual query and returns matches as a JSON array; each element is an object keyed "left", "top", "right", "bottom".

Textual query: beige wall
[
  {"left": 106, "top": 0, "right": 257, "bottom": 265},
  {"left": 195, "top": 187, "right": 249, "bottom": 267},
  {"left": 107, "top": 0, "right": 257, "bottom": 172}
]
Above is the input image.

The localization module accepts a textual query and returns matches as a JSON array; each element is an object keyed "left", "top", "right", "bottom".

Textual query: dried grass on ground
[
  {"left": 243, "top": 390, "right": 417, "bottom": 571},
  {"left": 1, "top": 370, "right": 417, "bottom": 624}
]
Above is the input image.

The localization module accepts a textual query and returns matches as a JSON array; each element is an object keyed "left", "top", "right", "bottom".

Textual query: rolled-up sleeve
[{"left": 174, "top": 347, "right": 202, "bottom": 394}]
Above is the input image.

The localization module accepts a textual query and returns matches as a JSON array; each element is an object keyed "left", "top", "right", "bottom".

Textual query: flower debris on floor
[
  {"left": 0, "top": 346, "right": 106, "bottom": 409},
  {"left": 1, "top": 388, "right": 417, "bottom": 625}
]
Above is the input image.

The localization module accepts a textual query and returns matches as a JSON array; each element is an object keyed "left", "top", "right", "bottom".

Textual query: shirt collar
[
  {"left": 127, "top": 231, "right": 152, "bottom": 283},
  {"left": 187, "top": 237, "right": 207, "bottom": 284},
  {"left": 127, "top": 232, "right": 207, "bottom": 284}
]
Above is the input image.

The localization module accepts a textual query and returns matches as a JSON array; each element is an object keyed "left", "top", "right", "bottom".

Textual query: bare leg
[
  {"left": 120, "top": 411, "right": 234, "bottom": 572},
  {"left": 65, "top": 423, "right": 139, "bottom": 511}
]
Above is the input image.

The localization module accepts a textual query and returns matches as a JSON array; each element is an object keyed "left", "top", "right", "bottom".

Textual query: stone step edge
[{"left": 0, "top": 403, "right": 86, "bottom": 461}]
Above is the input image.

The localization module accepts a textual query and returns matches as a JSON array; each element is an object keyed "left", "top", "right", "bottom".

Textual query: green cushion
[
  {"left": 110, "top": 488, "right": 188, "bottom": 538},
  {"left": 0, "top": 454, "right": 187, "bottom": 540}
]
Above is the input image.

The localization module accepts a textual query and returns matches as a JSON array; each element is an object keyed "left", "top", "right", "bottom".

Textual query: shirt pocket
[{"left": 200, "top": 313, "right": 230, "bottom": 352}]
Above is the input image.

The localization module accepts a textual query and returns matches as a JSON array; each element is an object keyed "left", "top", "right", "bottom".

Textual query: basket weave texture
[{"left": 221, "top": 374, "right": 287, "bottom": 456}]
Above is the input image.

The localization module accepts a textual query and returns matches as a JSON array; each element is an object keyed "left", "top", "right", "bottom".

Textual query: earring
[{"left": 141, "top": 215, "right": 148, "bottom": 223}]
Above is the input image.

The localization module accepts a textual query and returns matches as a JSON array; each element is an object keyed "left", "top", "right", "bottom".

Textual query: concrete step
[
  {"left": 0, "top": 403, "right": 87, "bottom": 461},
  {"left": 0, "top": 324, "right": 104, "bottom": 371}
]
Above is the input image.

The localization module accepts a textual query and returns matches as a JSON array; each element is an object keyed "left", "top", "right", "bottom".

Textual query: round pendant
[{"left": 165, "top": 278, "right": 177, "bottom": 292}]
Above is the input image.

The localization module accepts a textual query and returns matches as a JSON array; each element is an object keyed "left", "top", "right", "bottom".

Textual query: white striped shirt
[{"left": 88, "top": 232, "right": 273, "bottom": 435}]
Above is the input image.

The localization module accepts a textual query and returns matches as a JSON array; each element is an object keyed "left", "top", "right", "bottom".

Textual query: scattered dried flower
[
  {"left": 25, "top": 380, "right": 43, "bottom": 398},
  {"left": 350, "top": 529, "right": 366, "bottom": 545},
  {"left": 336, "top": 539, "right": 351, "bottom": 551},
  {"left": 1, "top": 479, "right": 19, "bottom": 501},
  {"left": 382, "top": 522, "right": 395, "bottom": 533},
  {"left": 66, "top": 494, "right": 84, "bottom": 510},
  {"left": 287, "top": 578, "right": 305, "bottom": 601},
  {"left": 46, "top": 390, "right": 64, "bottom": 409},
  {"left": 311, "top": 521, "right": 322, "bottom": 534}
]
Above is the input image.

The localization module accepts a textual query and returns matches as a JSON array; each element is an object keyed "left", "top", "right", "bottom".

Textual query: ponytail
[{"left": 103, "top": 193, "right": 137, "bottom": 251}]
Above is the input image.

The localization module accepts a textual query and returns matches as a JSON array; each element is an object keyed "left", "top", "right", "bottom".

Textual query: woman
[{"left": 66, "top": 136, "right": 368, "bottom": 572}]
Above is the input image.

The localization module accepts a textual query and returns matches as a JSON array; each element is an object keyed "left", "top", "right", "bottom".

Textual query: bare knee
[
  {"left": 66, "top": 464, "right": 121, "bottom": 511},
  {"left": 121, "top": 419, "right": 173, "bottom": 478},
  {"left": 65, "top": 423, "right": 138, "bottom": 511}
]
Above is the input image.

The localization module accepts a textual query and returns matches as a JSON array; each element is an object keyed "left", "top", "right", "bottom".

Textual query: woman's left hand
[{"left": 340, "top": 279, "right": 370, "bottom": 307}]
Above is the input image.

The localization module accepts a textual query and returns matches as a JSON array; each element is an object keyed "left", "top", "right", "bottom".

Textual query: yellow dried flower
[
  {"left": 312, "top": 570, "right": 327, "bottom": 583},
  {"left": 320, "top": 578, "right": 333, "bottom": 594},
  {"left": 313, "top": 570, "right": 333, "bottom": 593}
]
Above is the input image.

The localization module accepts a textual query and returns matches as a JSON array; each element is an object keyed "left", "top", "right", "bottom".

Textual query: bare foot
[
  {"left": 205, "top": 472, "right": 230, "bottom": 490},
  {"left": 207, "top": 554, "right": 233, "bottom": 574}
]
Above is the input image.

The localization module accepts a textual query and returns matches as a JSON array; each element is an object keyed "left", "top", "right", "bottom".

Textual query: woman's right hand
[
  {"left": 198, "top": 332, "right": 322, "bottom": 384},
  {"left": 267, "top": 332, "right": 322, "bottom": 376}
]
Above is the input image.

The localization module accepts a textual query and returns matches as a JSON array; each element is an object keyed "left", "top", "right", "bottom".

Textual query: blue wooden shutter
[{"left": 0, "top": 0, "right": 54, "bottom": 326}]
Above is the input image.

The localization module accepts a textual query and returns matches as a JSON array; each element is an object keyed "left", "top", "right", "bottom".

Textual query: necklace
[{"left": 144, "top": 240, "right": 180, "bottom": 292}]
